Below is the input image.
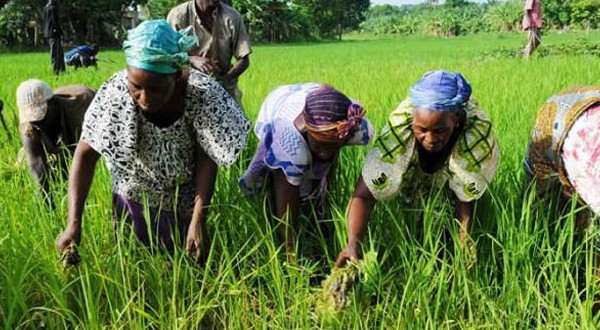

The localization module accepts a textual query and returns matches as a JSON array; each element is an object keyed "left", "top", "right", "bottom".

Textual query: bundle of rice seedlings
[
  {"left": 314, "top": 251, "right": 380, "bottom": 319},
  {"left": 318, "top": 261, "right": 360, "bottom": 312}
]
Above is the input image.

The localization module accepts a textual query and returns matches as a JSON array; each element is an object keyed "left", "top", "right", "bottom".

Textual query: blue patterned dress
[{"left": 239, "top": 83, "right": 373, "bottom": 202}]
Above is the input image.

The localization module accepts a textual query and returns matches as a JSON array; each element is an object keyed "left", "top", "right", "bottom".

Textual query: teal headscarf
[{"left": 123, "top": 19, "right": 196, "bottom": 74}]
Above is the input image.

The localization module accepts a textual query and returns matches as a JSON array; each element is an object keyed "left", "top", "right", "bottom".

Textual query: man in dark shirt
[
  {"left": 16, "top": 79, "right": 95, "bottom": 203},
  {"left": 43, "top": 0, "right": 66, "bottom": 74}
]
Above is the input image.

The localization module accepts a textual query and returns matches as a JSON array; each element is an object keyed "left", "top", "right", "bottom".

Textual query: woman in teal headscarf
[
  {"left": 335, "top": 70, "right": 501, "bottom": 268},
  {"left": 56, "top": 20, "right": 250, "bottom": 263}
]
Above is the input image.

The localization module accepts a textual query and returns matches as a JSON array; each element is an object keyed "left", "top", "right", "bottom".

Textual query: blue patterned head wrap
[
  {"left": 409, "top": 70, "right": 472, "bottom": 112},
  {"left": 123, "top": 19, "right": 196, "bottom": 74}
]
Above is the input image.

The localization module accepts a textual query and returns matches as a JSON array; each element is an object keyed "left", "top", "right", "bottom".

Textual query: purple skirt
[{"left": 112, "top": 194, "right": 190, "bottom": 252}]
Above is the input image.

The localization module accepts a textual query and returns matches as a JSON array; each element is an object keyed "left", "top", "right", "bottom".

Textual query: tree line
[
  {"left": 360, "top": 0, "right": 600, "bottom": 37},
  {"left": 0, "top": 0, "right": 370, "bottom": 47},
  {"left": 0, "top": 0, "right": 598, "bottom": 48}
]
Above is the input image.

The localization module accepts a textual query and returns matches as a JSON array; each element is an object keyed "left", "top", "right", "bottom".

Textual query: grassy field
[{"left": 1, "top": 31, "right": 600, "bottom": 328}]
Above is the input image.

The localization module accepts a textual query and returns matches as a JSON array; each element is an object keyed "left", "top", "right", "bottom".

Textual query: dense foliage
[
  {"left": 1, "top": 0, "right": 599, "bottom": 47},
  {"left": 360, "top": 0, "right": 600, "bottom": 37},
  {"left": 0, "top": 0, "right": 370, "bottom": 47},
  {"left": 0, "top": 0, "right": 138, "bottom": 47}
]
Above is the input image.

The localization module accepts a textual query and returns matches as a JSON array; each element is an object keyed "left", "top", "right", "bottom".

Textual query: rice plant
[{"left": 0, "top": 31, "right": 599, "bottom": 328}]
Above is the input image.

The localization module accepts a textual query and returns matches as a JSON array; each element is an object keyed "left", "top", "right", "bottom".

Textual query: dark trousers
[{"left": 49, "top": 37, "right": 65, "bottom": 74}]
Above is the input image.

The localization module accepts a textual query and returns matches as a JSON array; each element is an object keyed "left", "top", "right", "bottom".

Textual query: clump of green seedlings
[{"left": 314, "top": 250, "right": 380, "bottom": 318}]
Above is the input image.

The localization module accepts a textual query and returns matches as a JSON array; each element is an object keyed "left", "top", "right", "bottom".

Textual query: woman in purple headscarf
[
  {"left": 239, "top": 83, "right": 374, "bottom": 258},
  {"left": 335, "top": 70, "right": 501, "bottom": 268}
]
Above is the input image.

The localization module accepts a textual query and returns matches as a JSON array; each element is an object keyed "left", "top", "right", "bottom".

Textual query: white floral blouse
[{"left": 81, "top": 69, "right": 250, "bottom": 209}]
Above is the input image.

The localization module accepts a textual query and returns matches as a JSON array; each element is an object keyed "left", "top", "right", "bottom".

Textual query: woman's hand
[
  {"left": 185, "top": 222, "right": 207, "bottom": 263},
  {"left": 334, "top": 241, "right": 361, "bottom": 268},
  {"left": 56, "top": 225, "right": 81, "bottom": 267},
  {"left": 56, "top": 225, "right": 81, "bottom": 254}
]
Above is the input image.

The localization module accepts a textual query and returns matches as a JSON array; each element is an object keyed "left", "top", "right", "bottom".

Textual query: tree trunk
[{"left": 34, "top": 24, "right": 39, "bottom": 46}]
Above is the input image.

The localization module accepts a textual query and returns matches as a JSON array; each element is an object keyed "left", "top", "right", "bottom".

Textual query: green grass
[{"left": 1, "top": 31, "right": 600, "bottom": 328}]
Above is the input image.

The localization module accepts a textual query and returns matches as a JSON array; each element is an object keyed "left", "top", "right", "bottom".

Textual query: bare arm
[
  {"left": 221, "top": 56, "right": 249, "bottom": 82},
  {"left": 186, "top": 146, "right": 218, "bottom": 261},
  {"left": 335, "top": 176, "right": 376, "bottom": 268},
  {"left": 271, "top": 169, "right": 300, "bottom": 255},
  {"left": 56, "top": 141, "right": 100, "bottom": 253},
  {"left": 455, "top": 200, "right": 474, "bottom": 245}
]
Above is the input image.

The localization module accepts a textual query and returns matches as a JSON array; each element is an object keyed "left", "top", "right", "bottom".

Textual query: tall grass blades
[{"left": 0, "top": 31, "right": 599, "bottom": 328}]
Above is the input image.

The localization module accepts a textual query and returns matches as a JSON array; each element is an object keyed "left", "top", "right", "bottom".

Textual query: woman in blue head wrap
[
  {"left": 335, "top": 70, "right": 500, "bottom": 268},
  {"left": 56, "top": 20, "right": 250, "bottom": 264}
]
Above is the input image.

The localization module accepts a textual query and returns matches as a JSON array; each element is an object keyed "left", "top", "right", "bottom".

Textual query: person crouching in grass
[
  {"left": 524, "top": 86, "right": 600, "bottom": 282},
  {"left": 56, "top": 20, "right": 250, "bottom": 264},
  {"left": 239, "top": 83, "right": 373, "bottom": 261},
  {"left": 335, "top": 70, "right": 500, "bottom": 268},
  {"left": 16, "top": 79, "right": 95, "bottom": 206}
]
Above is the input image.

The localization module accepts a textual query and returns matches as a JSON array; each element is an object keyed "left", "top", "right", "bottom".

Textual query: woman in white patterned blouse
[{"left": 56, "top": 20, "right": 250, "bottom": 264}]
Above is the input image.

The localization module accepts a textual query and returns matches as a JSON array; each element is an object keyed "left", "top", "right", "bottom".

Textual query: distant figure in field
[
  {"left": 65, "top": 44, "right": 99, "bottom": 69},
  {"left": 55, "top": 20, "right": 250, "bottom": 264},
  {"left": 0, "top": 98, "right": 9, "bottom": 141},
  {"left": 522, "top": 0, "right": 542, "bottom": 58},
  {"left": 43, "top": 0, "right": 66, "bottom": 74},
  {"left": 239, "top": 83, "right": 373, "bottom": 259},
  {"left": 335, "top": 70, "right": 501, "bottom": 268},
  {"left": 525, "top": 86, "right": 600, "bottom": 235},
  {"left": 16, "top": 79, "right": 95, "bottom": 203},
  {"left": 167, "top": 0, "right": 252, "bottom": 105}
]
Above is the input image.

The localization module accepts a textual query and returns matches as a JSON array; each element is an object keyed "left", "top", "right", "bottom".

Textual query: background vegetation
[
  {"left": 360, "top": 0, "right": 600, "bottom": 36},
  {"left": 1, "top": 0, "right": 599, "bottom": 47},
  {"left": 0, "top": 30, "right": 599, "bottom": 328}
]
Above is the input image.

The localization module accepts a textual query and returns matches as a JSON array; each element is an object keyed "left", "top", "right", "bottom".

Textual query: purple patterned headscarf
[
  {"left": 304, "top": 85, "right": 365, "bottom": 142},
  {"left": 409, "top": 70, "right": 472, "bottom": 112}
]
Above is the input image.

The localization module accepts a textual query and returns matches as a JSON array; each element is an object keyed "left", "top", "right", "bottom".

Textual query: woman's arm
[
  {"left": 56, "top": 141, "right": 100, "bottom": 253},
  {"left": 455, "top": 200, "right": 474, "bottom": 245},
  {"left": 186, "top": 147, "right": 218, "bottom": 261},
  {"left": 334, "top": 176, "right": 376, "bottom": 268},
  {"left": 271, "top": 169, "right": 301, "bottom": 257}
]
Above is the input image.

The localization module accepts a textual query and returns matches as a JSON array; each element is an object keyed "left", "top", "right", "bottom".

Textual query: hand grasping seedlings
[
  {"left": 59, "top": 241, "right": 80, "bottom": 268},
  {"left": 323, "top": 262, "right": 360, "bottom": 310},
  {"left": 315, "top": 250, "right": 380, "bottom": 319}
]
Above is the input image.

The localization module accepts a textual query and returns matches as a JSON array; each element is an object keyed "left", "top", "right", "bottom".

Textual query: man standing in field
[
  {"left": 43, "top": 0, "right": 66, "bottom": 74},
  {"left": 167, "top": 0, "right": 252, "bottom": 105},
  {"left": 522, "top": 0, "right": 542, "bottom": 58}
]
